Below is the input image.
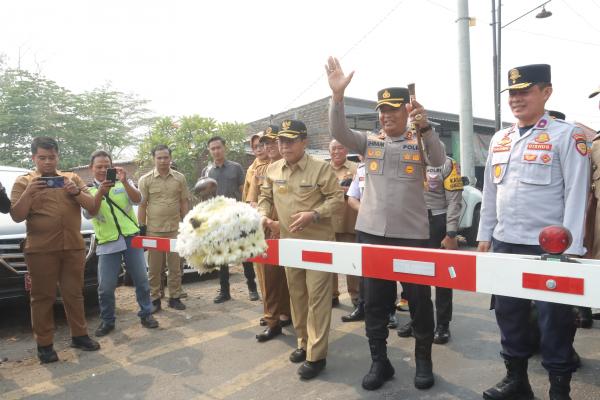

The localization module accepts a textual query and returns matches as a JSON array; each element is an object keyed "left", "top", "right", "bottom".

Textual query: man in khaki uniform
[
  {"left": 138, "top": 144, "right": 190, "bottom": 312},
  {"left": 10, "top": 136, "right": 102, "bottom": 363},
  {"left": 248, "top": 125, "right": 292, "bottom": 342},
  {"left": 328, "top": 139, "right": 360, "bottom": 307},
  {"left": 258, "top": 119, "right": 344, "bottom": 380}
]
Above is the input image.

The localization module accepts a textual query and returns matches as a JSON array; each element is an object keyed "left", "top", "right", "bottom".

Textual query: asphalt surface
[{"left": 0, "top": 266, "right": 599, "bottom": 400}]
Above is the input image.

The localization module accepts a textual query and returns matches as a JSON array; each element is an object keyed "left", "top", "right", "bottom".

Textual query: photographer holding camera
[
  {"left": 10, "top": 137, "right": 103, "bottom": 364},
  {"left": 85, "top": 150, "right": 159, "bottom": 337}
]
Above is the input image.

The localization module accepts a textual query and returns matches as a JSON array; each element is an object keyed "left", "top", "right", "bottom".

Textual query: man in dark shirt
[
  {"left": 0, "top": 181, "right": 10, "bottom": 213},
  {"left": 201, "top": 136, "right": 259, "bottom": 303}
]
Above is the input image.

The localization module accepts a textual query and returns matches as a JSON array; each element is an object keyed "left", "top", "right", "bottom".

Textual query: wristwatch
[{"left": 446, "top": 231, "right": 457, "bottom": 238}]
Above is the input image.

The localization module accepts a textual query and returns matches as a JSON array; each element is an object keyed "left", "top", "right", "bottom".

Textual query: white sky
[{"left": 2, "top": 0, "right": 599, "bottom": 129}]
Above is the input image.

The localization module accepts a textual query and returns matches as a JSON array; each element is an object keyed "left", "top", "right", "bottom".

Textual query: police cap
[
  {"left": 502, "top": 64, "right": 551, "bottom": 92},
  {"left": 376, "top": 87, "right": 410, "bottom": 110}
]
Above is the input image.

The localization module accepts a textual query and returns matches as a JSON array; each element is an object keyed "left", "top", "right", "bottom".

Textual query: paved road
[{"left": 0, "top": 266, "right": 598, "bottom": 400}]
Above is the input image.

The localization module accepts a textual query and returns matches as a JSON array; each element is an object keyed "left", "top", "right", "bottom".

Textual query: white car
[{"left": 458, "top": 178, "right": 482, "bottom": 246}]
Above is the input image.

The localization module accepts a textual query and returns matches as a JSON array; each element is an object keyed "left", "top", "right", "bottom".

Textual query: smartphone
[
  {"left": 39, "top": 176, "right": 65, "bottom": 188},
  {"left": 106, "top": 168, "right": 117, "bottom": 183}
]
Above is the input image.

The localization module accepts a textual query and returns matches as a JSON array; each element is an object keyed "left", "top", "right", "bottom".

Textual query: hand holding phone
[
  {"left": 40, "top": 176, "right": 65, "bottom": 188},
  {"left": 106, "top": 168, "right": 117, "bottom": 183}
]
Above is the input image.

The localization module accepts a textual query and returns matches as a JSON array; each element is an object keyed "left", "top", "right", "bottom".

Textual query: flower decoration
[{"left": 176, "top": 196, "right": 267, "bottom": 273}]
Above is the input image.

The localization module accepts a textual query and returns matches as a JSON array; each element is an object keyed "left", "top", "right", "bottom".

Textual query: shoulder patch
[
  {"left": 443, "top": 161, "right": 464, "bottom": 191},
  {"left": 573, "top": 133, "right": 588, "bottom": 156}
]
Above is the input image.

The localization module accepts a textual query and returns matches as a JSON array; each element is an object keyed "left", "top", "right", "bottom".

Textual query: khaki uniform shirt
[
  {"left": 10, "top": 171, "right": 89, "bottom": 253},
  {"left": 242, "top": 158, "right": 258, "bottom": 202},
  {"left": 587, "top": 135, "right": 600, "bottom": 258},
  {"left": 246, "top": 159, "right": 271, "bottom": 204},
  {"left": 258, "top": 153, "right": 344, "bottom": 241},
  {"left": 138, "top": 168, "right": 189, "bottom": 233},
  {"left": 329, "top": 99, "right": 446, "bottom": 239},
  {"left": 330, "top": 160, "right": 358, "bottom": 234}
]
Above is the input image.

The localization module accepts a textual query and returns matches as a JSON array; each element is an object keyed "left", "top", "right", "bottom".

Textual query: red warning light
[{"left": 539, "top": 226, "right": 572, "bottom": 255}]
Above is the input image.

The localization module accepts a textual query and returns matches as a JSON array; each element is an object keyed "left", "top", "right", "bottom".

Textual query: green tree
[
  {"left": 0, "top": 68, "right": 153, "bottom": 169},
  {"left": 137, "top": 115, "right": 248, "bottom": 185}
]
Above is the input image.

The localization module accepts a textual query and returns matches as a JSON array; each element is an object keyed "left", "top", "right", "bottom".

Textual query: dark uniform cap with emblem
[
  {"left": 376, "top": 87, "right": 410, "bottom": 110},
  {"left": 548, "top": 110, "right": 566, "bottom": 120},
  {"left": 502, "top": 64, "right": 551, "bottom": 92},
  {"left": 278, "top": 119, "right": 307, "bottom": 139},
  {"left": 260, "top": 124, "right": 280, "bottom": 142}
]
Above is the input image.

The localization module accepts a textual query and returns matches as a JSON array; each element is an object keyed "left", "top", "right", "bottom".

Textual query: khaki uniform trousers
[
  {"left": 256, "top": 263, "right": 291, "bottom": 328},
  {"left": 332, "top": 233, "right": 360, "bottom": 301},
  {"left": 147, "top": 231, "right": 182, "bottom": 300},
  {"left": 25, "top": 250, "right": 88, "bottom": 346},
  {"left": 285, "top": 267, "right": 332, "bottom": 362}
]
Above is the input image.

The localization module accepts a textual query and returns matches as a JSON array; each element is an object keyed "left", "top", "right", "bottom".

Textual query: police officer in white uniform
[
  {"left": 327, "top": 56, "right": 445, "bottom": 392},
  {"left": 477, "top": 64, "right": 589, "bottom": 400}
]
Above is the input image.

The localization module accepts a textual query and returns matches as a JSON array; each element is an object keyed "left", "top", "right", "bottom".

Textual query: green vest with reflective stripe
[{"left": 88, "top": 182, "right": 139, "bottom": 244}]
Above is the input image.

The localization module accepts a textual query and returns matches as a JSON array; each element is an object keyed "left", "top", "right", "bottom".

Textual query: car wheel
[{"left": 465, "top": 205, "right": 480, "bottom": 246}]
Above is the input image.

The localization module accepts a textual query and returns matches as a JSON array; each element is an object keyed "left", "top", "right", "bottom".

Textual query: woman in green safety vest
[{"left": 85, "top": 150, "right": 159, "bottom": 337}]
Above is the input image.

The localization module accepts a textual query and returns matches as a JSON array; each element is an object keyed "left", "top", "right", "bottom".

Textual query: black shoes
[
  {"left": 249, "top": 291, "right": 260, "bottom": 301},
  {"left": 289, "top": 348, "right": 307, "bottom": 363},
  {"left": 279, "top": 318, "right": 292, "bottom": 327},
  {"left": 433, "top": 324, "right": 450, "bottom": 344},
  {"left": 414, "top": 357, "right": 435, "bottom": 389},
  {"left": 141, "top": 315, "right": 159, "bottom": 329},
  {"left": 168, "top": 297, "right": 186, "bottom": 310},
  {"left": 37, "top": 344, "right": 59, "bottom": 364},
  {"left": 259, "top": 317, "right": 267, "bottom": 326},
  {"left": 397, "top": 321, "right": 414, "bottom": 338},
  {"left": 214, "top": 291, "right": 231, "bottom": 304},
  {"left": 71, "top": 335, "right": 101, "bottom": 351},
  {"left": 549, "top": 373, "right": 572, "bottom": 400},
  {"left": 332, "top": 297, "right": 340, "bottom": 307},
  {"left": 151, "top": 298, "right": 161, "bottom": 314},
  {"left": 298, "top": 359, "right": 326, "bottom": 380},
  {"left": 95, "top": 322, "right": 115, "bottom": 337},
  {"left": 341, "top": 304, "right": 365, "bottom": 322},
  {"left": 362, "top": 359, "right": 395, "bottom": 390},
  {"left": 256, "top": 325, "right": 282, "bottom": 342},
  {"left": 483, "top": 358, "right": 534, "bottom": 400}
]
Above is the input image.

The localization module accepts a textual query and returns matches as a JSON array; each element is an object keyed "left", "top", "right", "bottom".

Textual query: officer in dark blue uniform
[{"left": 477, "top": 64, "right": 589, "bottom": 400}]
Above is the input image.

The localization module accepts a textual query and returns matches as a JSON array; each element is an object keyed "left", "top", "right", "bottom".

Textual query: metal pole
[
  {"left": 492, "top": 0, "right": 500, "bottom": 132},
  {"left": 457, "top": 0, "right": 475, "bottom": 181},
  {"left": 497, "top": 1, "right": 502, "bottom": 130}
]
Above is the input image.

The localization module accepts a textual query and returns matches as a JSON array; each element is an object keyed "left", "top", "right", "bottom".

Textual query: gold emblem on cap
[
  {"left": 266, "top": 127, "right": 272, "bottom": 134},
  {"left": 382, "top": 90, "right": 391, "bottom": 99},
  {"left": 509, "top": 68, "right": 521, "bottom": 84},
  {"left": 282, "top": 120, "right": 291, "bottom": 130}
]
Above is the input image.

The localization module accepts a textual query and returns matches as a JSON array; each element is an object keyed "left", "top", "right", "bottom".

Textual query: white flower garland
[{"left": 176, "top": 196, "right": 267, "bottom": 273}]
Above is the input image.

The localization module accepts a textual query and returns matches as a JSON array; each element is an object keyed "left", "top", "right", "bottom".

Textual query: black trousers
[
  {"left": 358, "top": 231, "right": 434, "bottom": 343},
  {"left": 219, "top": 262, "right": 257, "bottom": 293},
  {"left": 492, "top": 238, "right": 577, "bottom": 375},
  {"left": 427, "top": 213, "right": 453, "bottom": 326}
]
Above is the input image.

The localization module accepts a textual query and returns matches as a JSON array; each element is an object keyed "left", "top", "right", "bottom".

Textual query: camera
[
  {"left": 106, "top": 168, "right": 117, "bottom": 183},
  {"left": 40, "top": 176, "right": 65, "bottom": 188}
]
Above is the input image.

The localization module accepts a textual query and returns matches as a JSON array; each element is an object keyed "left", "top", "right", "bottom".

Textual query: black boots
[
  {"left": 549, "top": 373, "right": 572, "bottom": 400},
  {"left": 414, "top": 340, "right": 434, "bottom": 389},
  {"left": 483, "top": 358, "right": 534, "bottom": 400},
  {"left": 362, "top": 340, "right": 395, "bottom": 390}
]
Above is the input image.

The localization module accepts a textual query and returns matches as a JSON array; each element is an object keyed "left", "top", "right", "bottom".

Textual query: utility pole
[{"left": 457, "top": 0, "right": 475, "bottom": 182}]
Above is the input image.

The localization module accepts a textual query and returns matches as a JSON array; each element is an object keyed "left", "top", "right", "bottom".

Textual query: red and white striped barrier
[{"left": 131, "top": 236, "right": 600, "bottom": 308}]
